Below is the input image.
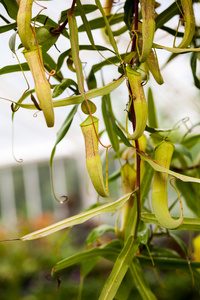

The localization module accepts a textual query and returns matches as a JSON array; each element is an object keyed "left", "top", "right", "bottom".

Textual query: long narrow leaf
[
  {"left": 99, "top": 236, "right": 139, "bottom": 300},
  {"left": 20, "top": 193, "right": 133, "bottom": 240},
  {"left": 138, "top": 150, "right": 200, "bottom": 183},
  {"left": 51, "top": 240, "right": 121, "bottom": 276},
  {"left": 50, "top": 105, "right": 78, "bottom": 166},
  {"left": 153, "top": 43, "right": 200, "bottom": 53},
  {"left": 102, "top": 95, "right": 119, "bottom": 152},
  {"left": 141, "top": 212, "right": 200, "bottom": 231},
  {"left": 130, "top": 257, "right": 157, "bottom": 300},
  {"left": 17, "top": 77, "right": 125, "bottom": 109},
  {"left": 95, "top": 0, "right": 119, "bottom": 55}
]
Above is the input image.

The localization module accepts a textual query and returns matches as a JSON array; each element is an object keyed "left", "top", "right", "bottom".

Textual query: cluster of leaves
[{"left": 0, "top": 0, "right": 200, "bottom": 299}]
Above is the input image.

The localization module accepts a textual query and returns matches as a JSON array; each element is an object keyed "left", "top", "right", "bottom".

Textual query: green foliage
[{"left": 1, "top": 0, "right": 200, "bottom": 299}]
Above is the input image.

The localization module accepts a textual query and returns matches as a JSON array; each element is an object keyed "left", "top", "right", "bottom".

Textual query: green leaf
[
  {"left": 170, "top": 233, "right": 188, "bottom": 257},
  {"left": 0, "top": 22, "right": 17, "bottom": 33},
  {"left": 76, "top": 0, "right": 95, "bottom": 48},
  {"left": 95, "top": 0, "right": 119, "bottom": 55},
  {"left": 176, "top": 180, "right": 200, "bottom": 218},
  {"left": 108, "top": 112, "right": 132, "bottom": 147},
  {"left": 81, "top": 257, "right": 99, "bottom": 279},
  {"left": 99, "top": 236, "right": 139, "bottom": 300},
  {"left": 145, "top": 125, "right": 171, "bottom": 134},
  {"left": 18, "top": 77, "right": 125, "bottom": 109},
  {"left": 138, "top": 252, "right": 200, "bottom": 270},
  {"left": 78, "top": 13, "right": 124, "bottom": 32},
  {"left": 57, "top": 45, "right": 115, "bottom": 72},
  {"left": 147, "top": 88, "right": 158, "bottom": 128},
  {"left": 43, "top": 52, "right": 64, "bottom": 83},
  {"left": 141, "top": 212, "right": 200, "bottom": 231},
  {"left": 153, "top": 43, "right": 200, "bottom": 53},
  {"left": 174, "top": 143, "right": 192, "bottom": 160},
  {"left": 138, "top": 221, "right": 149, "bottom": 245},
  {"left": 88, "top": 54, "right": 125, "bottom": 89},
  {"left": 130, "top": 257, "right": 157, "bottom": 300},
  {"left": 36, "top": 14, "right": 69, "bottom": 38},
  {"left": 0, "top": 0, "right": 18, "bottom": 20},
  {"left": 108, "top": 169, "right": 121, "bottom": 182},
  {"left": 155, "top": 1, "right": 180, "bottom": 30},
  {"left": 86, "top": 224, "right": 115, "bottom": 247},
  {"left": 35, "top": 26, "right": 60, "bottom": 53},
  {"left": 114, "top": 271, "right": 134, "bottom": 300},
  {"left": 51, "top": 240, "right": 122, "bottom": 276},
  {"left": 59, "top": 4, "right": 98, "bottom": 23},
  {"left": 190, "top": 52, "right": 200, "bottom": 89},
  {"left": 21, "top": 193, "right": 133, "bottom": 240},
  {"left": 50, "top": 105, "right": 78, "bottom": 166},
  {"left": 0, "top": 63, "right": 29, "bottom": 75},
  {"left": 138, "top": 150, "right": 200, "bottom": 183},
  {"left": 123, "top": 0, "right": 135, "bottom": 30},
  {"left": 8, "top": 31, "right": 17, "bottom": 53},
  {"left": 102, "top": 95, "right": 119, "bottom": 152},
  {"left": 140, "top": 161, "right": 154, "bottom": 205},
  {"left": 52, "top": 79, "right": 78, "bottom": 98},
  {"left": 182, "top": 135, "right": 200, "bottom": 149}
]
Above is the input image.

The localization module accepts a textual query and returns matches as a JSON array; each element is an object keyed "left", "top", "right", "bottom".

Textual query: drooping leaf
[
  {"left": 78, "top": 13, "right": 124, "bottom": 32},
  {"left": 80, "top": 257, "right": 99, "bottom": 279},
  {"left": 0, "top": 0, "right": 18, "bottom": 20},
  {"left": 50, "top": 105, "right": 78, "bottom": 166},
  {"left": 102, "top": 94, "right": 119, "bottom": 152},
  {"left": 51, "top": 240, "right": 122, "bottom": 279},
  {"left": 95, "top": 0, "right": 119, "bottom": 55},
  {"left": 21, "top": 193, "right": 133, "bottom": 240},
  {"left": 108, "top": 112, "right": 132, "bottom": 147},
  {"left": 0, "top": 63, "right": 29, "bottom": 75},
  {"left": 0, "top": 22, "right": 17, "bottom": 33},
  {"left": 155, "top": 0, "right": 181, "bottom": 30},
  {"left": 76, "top": 0, "right": 96, "bottom": 48},
  {"left": 17, "top": 77, "right": 125, "bottom": 109},
  {"left": 138, "top": 150, "right": 200, "bottom": 183},
  {"left": 59, "top": 4, "right": 98, "bottom": 24},
  {"left": 190, "top": 52, "right": 200, "bottom": 89},
  {"left": 153, "top": 43, "right": 200, "bottom": 53}
]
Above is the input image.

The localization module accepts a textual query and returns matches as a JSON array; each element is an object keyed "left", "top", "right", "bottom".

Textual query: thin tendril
[
  {"left": 50, "top": 163, "right": 68, "bottom": 203},
  {"left": 12, "top": 119, "right": 23, "bottom": 163},
  {"left": 170, "top": 177, "right": 183, "bottom": 221}
]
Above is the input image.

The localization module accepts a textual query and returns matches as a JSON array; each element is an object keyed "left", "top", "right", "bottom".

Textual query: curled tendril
[
  {"left": 50, "top": 164, "right": 68, "bottom": 203},
  {"left": 164, "top": 117, "right": 190, "bottom": 139},
  {"left": 169, "top": 177, "right": 183, "bottom": 221},
  {"left": 12, "top": 119, "right": 23, "bottom": 163},
  {"left": 33, "top": 111, "right": 39, "bottom": 118}
]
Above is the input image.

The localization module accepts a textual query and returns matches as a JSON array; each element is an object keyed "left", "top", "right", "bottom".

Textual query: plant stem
[
  {"left": 53, "top": 0, "right": 77, "bottom": 33},
  {"left": 130, "top": 0, "right": 141, "bottom": 237}
]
